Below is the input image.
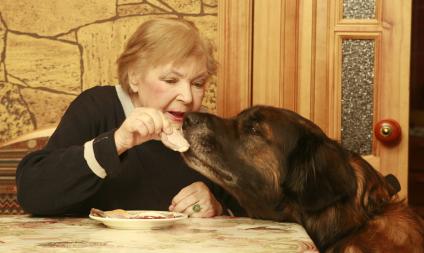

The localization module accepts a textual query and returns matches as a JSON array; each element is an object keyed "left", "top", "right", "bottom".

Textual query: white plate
[{"left": 89, "top": 210, "right": 188, "bottom": 230}]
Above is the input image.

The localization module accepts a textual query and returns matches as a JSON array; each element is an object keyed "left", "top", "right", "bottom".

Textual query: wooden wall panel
[
  {"left": 252, "top": 0, "right": 284, "bottom": 107},
  {"left": 217, "top": 0, "right": 253, "bottom": 118}
]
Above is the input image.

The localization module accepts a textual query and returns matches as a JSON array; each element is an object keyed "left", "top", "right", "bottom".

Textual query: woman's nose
[{"left": 176, "top": 82, "right": 193, "bottom": 104}]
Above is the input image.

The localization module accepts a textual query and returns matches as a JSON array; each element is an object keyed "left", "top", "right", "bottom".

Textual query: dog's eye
[
  {"left": 245, "top": 123, "right": 261, "bottom": 136},
  {"left": 249, "top": 126, "right": 259, "bottom": 135}
]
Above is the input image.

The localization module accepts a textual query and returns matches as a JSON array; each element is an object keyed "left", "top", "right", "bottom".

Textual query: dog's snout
[{"left": 183, "top": 113, "right": 203, "bottom": 129}]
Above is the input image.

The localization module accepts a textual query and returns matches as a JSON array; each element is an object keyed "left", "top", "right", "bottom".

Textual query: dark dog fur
[{"left": 182, "top": 105, "right": 424, "bottom": 253}]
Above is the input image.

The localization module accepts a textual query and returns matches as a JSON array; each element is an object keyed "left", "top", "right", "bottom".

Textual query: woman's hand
[
  {"left": 114, "top": 107, "right": 172, "bottom": 155},
  {"left": 169, "top": 181, "right": 223, "bottom": 218}
]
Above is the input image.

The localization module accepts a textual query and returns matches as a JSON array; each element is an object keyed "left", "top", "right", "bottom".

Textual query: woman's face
[{"left": 129, "top": 57, "right": 209, "bottom": 126}]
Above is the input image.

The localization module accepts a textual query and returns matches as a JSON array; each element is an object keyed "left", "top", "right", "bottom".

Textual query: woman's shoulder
[
  {"left": 79, "top": 85, "right": 117, "bottom": 98},
  {"left": 63, "top": 85, "right": 121, "bottom": 117},
  {"left": 73, "top": 85, "right": 118, "bottom": 105}
]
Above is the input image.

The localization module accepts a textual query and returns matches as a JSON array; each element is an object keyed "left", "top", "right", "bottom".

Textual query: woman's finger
[
  {"left": 171, "top": 192, "right": 198, "bottom": 213},
  {"left": 159, "top": 112, "right": 172, "bottom": 134},
  {"left": 137, "top": 113, "right": 156, "bottom": 135},
  {"left": 133, "top": 118, "right": 150, "bottom": 137},
  {"left": 187, "top": 202, "right": 207, "bottom": 217}
]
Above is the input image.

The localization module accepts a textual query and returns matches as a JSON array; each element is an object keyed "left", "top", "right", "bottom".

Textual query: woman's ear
[{"left": 128, "top": 69, "right": 139, "bottom": 93}]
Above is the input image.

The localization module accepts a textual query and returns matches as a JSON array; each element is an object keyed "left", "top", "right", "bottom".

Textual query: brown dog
[{"left": 182, "top": 105, "right": 424, "bottom": 253}]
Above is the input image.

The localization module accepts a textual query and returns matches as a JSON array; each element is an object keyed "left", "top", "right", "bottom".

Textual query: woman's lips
[{"left": 167, "top": 111, "right": 185, "bottom": 122}]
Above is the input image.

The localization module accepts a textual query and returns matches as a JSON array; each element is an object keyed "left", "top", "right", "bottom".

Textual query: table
[{"left": 0, "top": 215, "right": 318, "bottom": 253}]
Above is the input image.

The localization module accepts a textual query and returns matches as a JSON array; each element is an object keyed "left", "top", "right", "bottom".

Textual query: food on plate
[
  {"left": 160, "top": 127, "right": 190, "bottom": 152},
  {"left": 90, "top": 208, "right": 128, "bottom": 218},
  {"left": 90, "top": 208, "right": 175, "bottom": 219}
]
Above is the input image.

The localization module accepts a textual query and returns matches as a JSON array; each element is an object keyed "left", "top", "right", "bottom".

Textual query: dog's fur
[{"left": 182, "top": 105, "right": 424, "bottom": 253}]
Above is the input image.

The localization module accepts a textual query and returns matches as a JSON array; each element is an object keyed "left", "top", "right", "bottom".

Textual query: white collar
[{"left": 115, "top": 85, "right": 134, "bottom": 117}]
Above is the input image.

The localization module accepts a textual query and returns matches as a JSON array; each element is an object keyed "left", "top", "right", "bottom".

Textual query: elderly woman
[{"left": 16, "top": 18, "right": 244, "bottom": 217}]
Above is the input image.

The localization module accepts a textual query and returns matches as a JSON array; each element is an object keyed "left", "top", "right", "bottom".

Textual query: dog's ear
[
  {"left": 350, "top": 157, "right": 395, "bottom": 213},
  {"left": 285, "top": 135, "right": 357, "bottom": 212}
]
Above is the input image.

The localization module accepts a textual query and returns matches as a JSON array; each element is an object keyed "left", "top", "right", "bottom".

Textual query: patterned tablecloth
[{"left": 0, "top": 215, "right": 318, "bottom": 253}]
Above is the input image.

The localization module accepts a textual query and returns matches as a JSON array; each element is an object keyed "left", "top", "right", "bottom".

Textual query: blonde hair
[{"left": 117, "top": 18, "right": 217, "bottom": 92}]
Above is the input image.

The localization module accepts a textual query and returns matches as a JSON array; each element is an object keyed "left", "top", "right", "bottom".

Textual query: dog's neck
[
  {"left": 241, "top": 199, "right": 290, "bottom": 221},
  {"left": 295, "top": 201, "right": 371, "bottom": 251},
  {"left": 295, "top": 155, "right": 397, "bottom": 251},
  {"left": 285, "top": 183, "right": 394, "bottom": 251},
  {"left": 317, "top": 218, "right": 368, "bottom": 252}
]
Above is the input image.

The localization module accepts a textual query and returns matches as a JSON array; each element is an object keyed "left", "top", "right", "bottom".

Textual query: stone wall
[{"left": 0, "top": 0, "right": 218, "bottom": 143}]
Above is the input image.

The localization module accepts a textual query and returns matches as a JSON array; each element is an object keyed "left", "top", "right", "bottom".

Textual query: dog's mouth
[
  {"left": 181, "top": 127, "right": 235, "bottom": 185},
  {"left": 182, "top": 148, "right": 234, "bottom": 184}
]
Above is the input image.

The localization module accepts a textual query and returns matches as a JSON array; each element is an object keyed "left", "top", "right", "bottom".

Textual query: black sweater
[{"left": 16, "top": 85, "right": 244, "bottom": 216}]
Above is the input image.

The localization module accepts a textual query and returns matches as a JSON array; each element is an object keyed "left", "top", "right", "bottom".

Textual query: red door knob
[{"left": 374, "top": 119, "right": 401, "bottom": 145}]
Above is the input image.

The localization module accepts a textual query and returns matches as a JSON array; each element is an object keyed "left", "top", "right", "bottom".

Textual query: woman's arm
[
  {"left": 16, "top": 146, "right": 103, "bottom": 215},
  {"left": 16, "top": 87, "right": 122, "bottom": 216}
]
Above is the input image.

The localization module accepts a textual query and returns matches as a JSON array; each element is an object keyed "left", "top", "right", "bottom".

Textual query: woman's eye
[
  {"left": 192, "top": 81, "right": 205, "bottom": 88},
  {"left": 163, "top": 79, "right": 178, "bottom": 84}
]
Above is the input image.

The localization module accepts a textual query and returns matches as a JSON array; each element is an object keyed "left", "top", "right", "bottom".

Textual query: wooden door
[{"left": 217, "top": 0, "right": 411, "bottom": 198}]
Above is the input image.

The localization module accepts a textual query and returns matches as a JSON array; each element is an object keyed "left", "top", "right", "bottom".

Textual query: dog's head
[{"left": 182, "top": 105, "right": 357, "bottom": 219}]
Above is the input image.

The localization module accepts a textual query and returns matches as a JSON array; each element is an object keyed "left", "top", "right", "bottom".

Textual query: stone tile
[
  {"left": 78, "top": 15, "right": 176, "bottom": 89},
  {"left": 146, "top": 0, "right": 174, "bottom": 12},
  {"left": 7, "top": 73, "right": 26, "bottom": 86},
  {"left": 204, "top": 5, "right": 217, "bottom": 14},
  {"left": 0, "top": 14, "right": 4, "bottom": 47},
  {"left": 0, "top": 63, "right": 5, "bottom": 82},
  {"left": 203, "top": 0, "right": 217, "bottom": 5},
  {"left": 185, "top": 15, "right": 218, "bottom": 42},
  {"left": 0, "top": 82, "right": 34, "bottom": 143},
  {"left": 118, "top": 0, "right": 143, "bottom": 4},
  {"left": 203, "top": 0, "right": 218, "bottom": 14},
  {"left": 20, "top": 87, "right": 76, "bottom": 128},
  {"left": 118, "top": 3, "right": 163, "bottom": 16},
  {"left": 57, "top": 31, "right": 77, "bottom": 43},
  {"left": 5, "top": 33, "right": 81, "bottom": 94},
  {"left": 0, "top": 0, "right": 115, "bottom": 36},
  {"left": 0, "top": 16, "right": 4, "bottom": 81},
  {"left": 203, "top": 75, "right": 217, "bottom": 114},
  {"left": 166, "top": 0, "right": 201, "bottom": 14}
]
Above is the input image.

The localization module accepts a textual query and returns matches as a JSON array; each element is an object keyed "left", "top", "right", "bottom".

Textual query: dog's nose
[{"left": 183, "top": 112, "right": 202, "bottom": 129}]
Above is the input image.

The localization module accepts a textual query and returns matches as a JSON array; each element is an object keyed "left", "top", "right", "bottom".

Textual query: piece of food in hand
[{"left": 160, "top": 127, "right": 190, "bottom": 152}]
